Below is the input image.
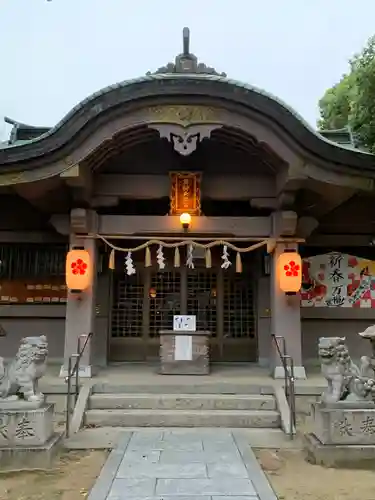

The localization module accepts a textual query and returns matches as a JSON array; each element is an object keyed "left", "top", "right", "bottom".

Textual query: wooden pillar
[
  {"left": 60, "top": 236, "right": 98, "bottom": 378},
  {"left": 270, "top": 242, "right": 306, "bottom": 379}
]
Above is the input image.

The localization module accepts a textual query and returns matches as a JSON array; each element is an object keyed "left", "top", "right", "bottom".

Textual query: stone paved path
[{"left": 88, "top": 429, "right": 277, "bottom": 500}]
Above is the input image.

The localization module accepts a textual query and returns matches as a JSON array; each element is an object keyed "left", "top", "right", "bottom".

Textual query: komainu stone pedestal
[
  {"left": 159, "top": 330, "right": 210, "bottom": 375},
  {"left": 0, "top": 403, "right": 62, "bottom": 471},
  {"left": 305, "top": 401, "right": 375, "bottom": 468}
]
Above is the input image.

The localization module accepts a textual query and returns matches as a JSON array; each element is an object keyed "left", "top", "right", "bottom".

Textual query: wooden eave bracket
[
  {"left": 70, "top": 208, "right": 98, "bottom": 234},
  {"left": 60, "top": 163, "right": 93, "bottom": 202},
  {"left": 267, "top": 210, "right": 305, "bottom": 254},
  {"left": 266, "top": 236, "right": 305, "bottom": 254},
  {"left": 276, "top": 164, "right": 307, "bottom": 210},
  {"left": 302, "top": 162, "right": 375, "bottom": 191}
]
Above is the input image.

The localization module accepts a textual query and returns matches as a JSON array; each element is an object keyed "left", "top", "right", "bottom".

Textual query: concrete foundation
[
  {"left": 305, "top": 432, "right": 375, "bottom": 469},
  {"left": 311, "top": 401, "right": 375, "bottom": 445},
  {"left": 59, "top": 364, "right": 95, "bottom": 378},
  {"left": 305, "top": 400, "right": 375, "bottom": 468},
  {"left": 0, "top": 403, "right": 62, "bottom": 470},
  {"left": 0, "top": 432, "right": 62, "bottom": 471},
  {"left": 273, "top": 365, "right": 307, "bottom": 380}
]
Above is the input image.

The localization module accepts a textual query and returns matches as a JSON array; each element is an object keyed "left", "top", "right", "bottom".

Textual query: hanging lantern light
[
  {"left": 277, "top": 250, "right": 302, "bottom": 294},
  {"left": 66, "top": 249, "right": 93, "bottom": 292},
  {"left": 179, "top": 212, "right": 191, "bottom": 229}
]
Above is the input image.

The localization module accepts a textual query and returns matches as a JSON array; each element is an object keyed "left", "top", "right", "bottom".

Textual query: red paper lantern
[
  {"left": 278, "top": 251, "right": 302, "bottom": 294},
  {"left": 66, "top": 249, "right": 92, "bottom": 292}
]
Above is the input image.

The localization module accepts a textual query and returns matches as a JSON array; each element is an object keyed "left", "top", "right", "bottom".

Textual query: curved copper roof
[{"left": 0, "top": 27, "right": 374, "bottom": 174}]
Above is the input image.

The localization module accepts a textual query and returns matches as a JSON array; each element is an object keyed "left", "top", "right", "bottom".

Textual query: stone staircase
[{"left": 84, "top": 384, "right": 281, "bottom": 429}]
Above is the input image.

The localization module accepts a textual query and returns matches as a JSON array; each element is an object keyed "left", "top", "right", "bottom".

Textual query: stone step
[
  {"left": 92, "top": 383, "right": 274, "bottom": 395},
  {"left": 64, "top": 427, "right": 300, "bottom": 450},
  {"left": 85, "top": 409, "right": 280, "bottom": 428},
  {"left": 89, "top": 393, "right": 276, "bottom": 411}
]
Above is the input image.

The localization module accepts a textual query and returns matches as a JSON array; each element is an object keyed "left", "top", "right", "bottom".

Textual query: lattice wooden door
[{"left": 110, "top": 266, "right": 256, "bottom": 362}]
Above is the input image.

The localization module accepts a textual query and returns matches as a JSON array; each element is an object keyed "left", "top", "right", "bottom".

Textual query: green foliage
[
  {"left": 318, "top": 35, "right": 375, "bottom": 152},
  {"left": 350, "top": 36, "right": 375, "bottom": 152},
  {"left": 317, "top": 73, "right": 354, "bottom": 130}
]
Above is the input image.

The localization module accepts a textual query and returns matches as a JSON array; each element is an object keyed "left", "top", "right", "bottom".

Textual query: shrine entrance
[{"left": 109, "top": 248, "right": 257, "bottom": 362}]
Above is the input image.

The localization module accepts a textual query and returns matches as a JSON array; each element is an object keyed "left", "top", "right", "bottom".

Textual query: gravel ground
[{"left": 0, "top": 450, "right": 108, "bottom": 500}]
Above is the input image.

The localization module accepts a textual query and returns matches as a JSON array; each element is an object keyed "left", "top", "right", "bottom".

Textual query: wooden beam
[
  {"left": 271, "top": 211, "right": 298, "bottom": 236},
  {"left": 60, "top": 163, "right": 90, "bottom": 187},
  {"left": 93, "top": 174, "right": 276, "bottom": 200},
  {"left": 275, "top": 166, "right": 306, "bottom": 209},
  {"left": 0, "top": 231, "right": 66, "bottom": 243},
  {"left": 307, "top": 233, "right": 372, "bottom": 247},
  {"left": 50, "top": 210, "right": 99, "bottom": 236},
  {"left": 70, "top": 209, "right": 98, "bottom": 234},
  {"left": 91, "top": 196, "right": 119, "bottom": 208},
  {"left": 277, "top": 191, "right": 296, "bottom": 209},
  {"left": 297, "top": 216, "right": 319, "bottom": 238},
  {"left": 250, "top": 198, "right": 278, "bottom": 210},
  {"left": 307, "top": 183, "right": 356, "bottom": 218},
  {"left": 303, "top": 163, "right": 374, "bottom": 191},
  {"left": 98, "top": 215, "right": 272, "bottom": 237},
  {"left": 50, "top": 215, "right": 70, "bottom": 235},
  {"left": 13, "top": 177, "right": 66, "bottom": 212}
]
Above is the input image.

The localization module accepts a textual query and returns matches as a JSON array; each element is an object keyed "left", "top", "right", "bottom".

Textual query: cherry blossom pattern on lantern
[
  {"left": 71, "top": 258, "right": 87, "bottom": 276},
  {"left": 284, "top": 260, "right": 300, "bottom": 277}
]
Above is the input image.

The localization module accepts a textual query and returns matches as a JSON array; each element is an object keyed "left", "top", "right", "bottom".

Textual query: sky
[{"left": 1, "top": 0, "right": 375, "bottom": 140}]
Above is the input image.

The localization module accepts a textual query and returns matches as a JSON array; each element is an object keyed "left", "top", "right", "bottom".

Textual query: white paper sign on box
[
  {"left": 174, "top": 335, "right": 193, "bottom": 361},
  {"left": 173, "top": 315, "right": 196, "bottom": 332}
]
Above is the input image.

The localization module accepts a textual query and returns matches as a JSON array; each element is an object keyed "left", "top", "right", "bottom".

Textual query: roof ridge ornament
[
  {"left": 182, "top": 26, "right": 190, "bottom": 56},
  {"left": 147, "top": 27, "right": 226, "bottom": 77}
]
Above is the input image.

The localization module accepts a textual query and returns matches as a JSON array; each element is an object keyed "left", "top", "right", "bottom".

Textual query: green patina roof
[
  {"left": 320, "top": 128, "right": 353, "bottom": 145},
  {"left": 4, "top": 116, "right": 50, "bottom": 146}
]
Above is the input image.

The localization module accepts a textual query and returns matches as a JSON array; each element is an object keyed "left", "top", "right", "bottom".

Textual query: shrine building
[{"left": 1, "top": 28, "right": 375, "bottom": 379}]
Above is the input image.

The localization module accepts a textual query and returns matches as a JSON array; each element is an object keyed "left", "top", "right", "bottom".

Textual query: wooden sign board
[
  {"left": 0, "top": 279, "right": 67, "bottom": 304},
  {"left": 169, "top": 172, "right": 201, "bottom": 216}
]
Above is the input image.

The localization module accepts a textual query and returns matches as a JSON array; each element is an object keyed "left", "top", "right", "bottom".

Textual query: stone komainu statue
[
  {"left": 0, "top": 335, "right": 48, "bottom": 403},
  {"left": 318, "top": 336, "right": 375, "bottom": 403}
]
